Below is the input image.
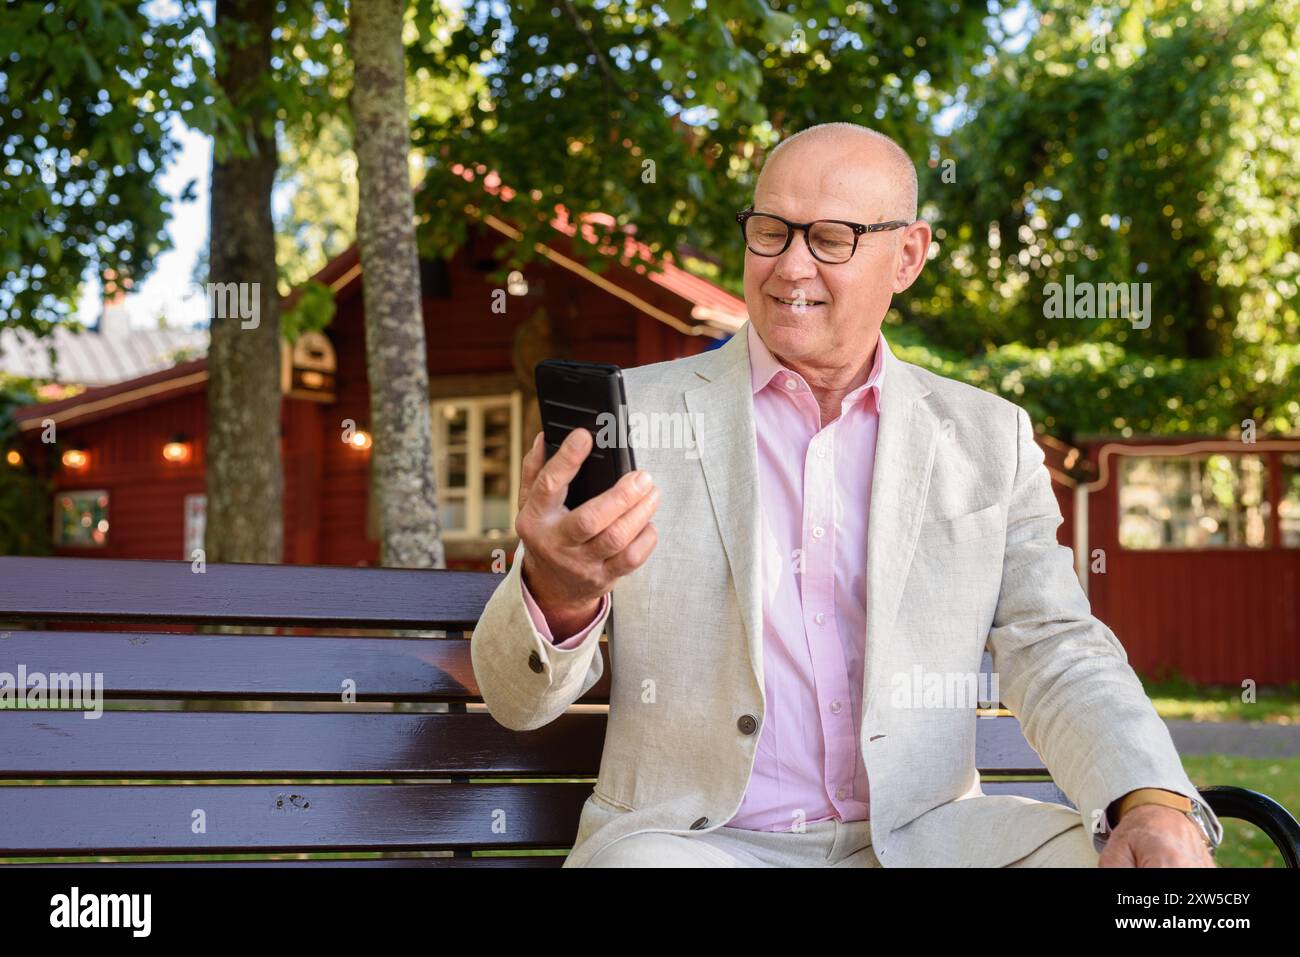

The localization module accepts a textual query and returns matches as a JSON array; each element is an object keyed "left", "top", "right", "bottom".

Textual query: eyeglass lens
[{"left": 744, "top": 214, "right": 857, "bottom": 263}]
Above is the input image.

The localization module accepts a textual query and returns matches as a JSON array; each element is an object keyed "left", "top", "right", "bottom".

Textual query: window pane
[
  {"left": 54, "top": 490, "right": 109, "bottom": 547},
  {"left": 481, "top": 403, "right": 512, "bottom": 534},
  {"left": 439, "top": 492, "right": 467, "bottom": 532},
  {"left": 1119, "top": 455, "right": 1270, "bottom": 549},
  {"left": 443, "top": 404, "right": 468, "bottom": 438},
  {"left": 1282, "top": 454, "right": 1300, "bottom": 547},
  {"left": 446, "top": 451, "right": 467, "bottom": 488},
  {"left": 434, "top": 401, "right": 469, "bottom": 490}
]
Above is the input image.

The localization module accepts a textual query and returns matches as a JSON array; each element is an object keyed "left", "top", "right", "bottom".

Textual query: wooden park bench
[{"left": 1, "top": 555, "right": 1297, "bottom": 867}]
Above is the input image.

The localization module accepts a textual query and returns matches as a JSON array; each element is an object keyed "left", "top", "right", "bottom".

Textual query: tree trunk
[
  {"left": 348, "top": 0, "right": 444, "bottom": 568},
  {"left": 204, "top": 0, "right": 284, "bottom": 564}
]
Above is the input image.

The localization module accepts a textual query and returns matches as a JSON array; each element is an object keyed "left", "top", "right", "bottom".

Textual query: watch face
[{"left": 1188, "top": 806, "right": 1218, "bottom": 849}]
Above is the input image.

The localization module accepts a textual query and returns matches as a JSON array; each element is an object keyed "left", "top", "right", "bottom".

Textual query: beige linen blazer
[{"left": 470, "top": 322, "right": 1222, "bottom": 867}]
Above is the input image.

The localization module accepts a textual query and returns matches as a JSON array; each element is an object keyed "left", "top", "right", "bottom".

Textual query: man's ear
[{"left": 892, "top": 220, "right": 932, "bottom": 294}]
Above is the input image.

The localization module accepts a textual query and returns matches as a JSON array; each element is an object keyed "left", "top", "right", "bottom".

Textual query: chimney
[{"left": 98, "top": 269, "right": 132, "bottom": 337}]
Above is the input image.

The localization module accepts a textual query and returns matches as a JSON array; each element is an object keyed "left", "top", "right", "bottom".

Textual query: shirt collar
[{"left": 747, "top": 320, "right": 888, "bottom": 413}]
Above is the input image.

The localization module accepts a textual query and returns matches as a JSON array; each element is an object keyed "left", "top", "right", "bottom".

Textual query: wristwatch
[{"left": 1114, "top": 788, "right": 1219, "bottom": 856}]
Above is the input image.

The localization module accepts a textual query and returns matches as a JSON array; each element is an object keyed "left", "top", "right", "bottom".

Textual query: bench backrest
[{"left": 0, "top": 556, "right": 1063, "bottom": 865}]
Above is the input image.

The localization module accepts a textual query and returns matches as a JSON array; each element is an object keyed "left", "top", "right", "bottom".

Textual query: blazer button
[
  {"left": 690, "top": 817, "right": 709, "bottom": 830},
  {"left": 737, "top": 714, "right": 758, "bottom": 735},
  {"left": 528, "top": 650, "right": 545, "bottom": 673}
]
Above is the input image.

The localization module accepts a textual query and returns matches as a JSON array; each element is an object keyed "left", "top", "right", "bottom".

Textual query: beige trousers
[{"left": 586, "top": 816, "right": 1099, "bottom": 868}]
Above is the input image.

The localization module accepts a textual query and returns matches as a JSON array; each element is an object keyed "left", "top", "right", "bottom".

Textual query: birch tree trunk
[
  {"left": 348, "top": 0, "right": 444, "bottom": 568},
  {"left": 204, "top": 0, "right": 283, "bottom": 564}
]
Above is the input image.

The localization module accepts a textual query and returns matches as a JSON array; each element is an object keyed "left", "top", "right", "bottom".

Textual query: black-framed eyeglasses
[{"left": 736, "top": 207, "right": 912, "bottom": 264}]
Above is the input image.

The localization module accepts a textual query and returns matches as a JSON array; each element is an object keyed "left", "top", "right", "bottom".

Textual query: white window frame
[
  {"left": 1117, "top": 452, "right": 1271, "bottom": 551},
  {"left": 430, "top": 391, "right": 522, "bottom": 541}
]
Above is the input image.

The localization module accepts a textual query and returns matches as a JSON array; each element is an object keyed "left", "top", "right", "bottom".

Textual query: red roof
[
  {"left": 14, "top": 357, "right": 209, "bottom": 432},
  {"left": 449, "top": 162, "right": 747, "bottom": 329}
]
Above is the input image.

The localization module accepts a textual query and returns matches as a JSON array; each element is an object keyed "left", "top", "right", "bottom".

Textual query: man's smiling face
[{"left": 742, "top": 130, "right": 927, "bottom": 375}]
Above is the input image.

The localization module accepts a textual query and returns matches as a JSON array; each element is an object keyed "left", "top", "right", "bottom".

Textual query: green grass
[
  {"left": 1137, "top": 671, "right": 1300, "bottom": 724},
  {"left": 1183, "top": 755, "right": 1299, "bottom": 868}
]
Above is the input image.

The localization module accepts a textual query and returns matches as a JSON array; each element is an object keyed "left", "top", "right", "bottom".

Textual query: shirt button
[
  {"left": 784, "top": 377, "right": 798, "bottom": 391},
  {"left": 528, "top": 650, "right": 545, "bottom": 674},
  {"left": 836, "top": 787, "right": 848, "bottom": 800},
  {"left": 817, "top": 446, "right": 826, "bottom": 458},
  {"left": 829, "top": 700, "right": 842, "bottom": 714},
  {"left": 814, "top": 612, "right": 826, "bottom": 625},
  {"left": 812, "top": 526, "right": 824, "bottom": 538}
]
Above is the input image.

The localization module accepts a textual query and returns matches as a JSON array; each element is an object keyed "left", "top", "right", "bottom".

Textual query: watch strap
[{"left": 1116, "top": 788, "right": 1193, "bottom": 823}]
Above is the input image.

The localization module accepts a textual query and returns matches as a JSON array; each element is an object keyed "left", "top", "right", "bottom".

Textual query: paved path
[{"left": 1165, "top": 720, "right": 1300, "bottom": 759}]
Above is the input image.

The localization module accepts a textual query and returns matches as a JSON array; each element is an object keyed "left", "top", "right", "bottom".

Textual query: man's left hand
[{"left": 1098, "top": 804, "right": 1216, "bottom": 867}]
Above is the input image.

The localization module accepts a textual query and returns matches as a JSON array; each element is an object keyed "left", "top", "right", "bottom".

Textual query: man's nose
[{"left": 773, "top": 234, "right": 819, "bottom": 281}]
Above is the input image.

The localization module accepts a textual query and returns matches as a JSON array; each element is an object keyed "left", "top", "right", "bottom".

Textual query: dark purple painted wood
[
  {"left": 0, "top": 630, "right": 610, "bottom": 702},
  {"left": 0, "top": 782, "right": 589, "bottom": 854},
  {"left": 29, "top": 856, "right": 566, "bottom": 867},
  {"left": 0, "top": 711, "right": 609, "bottom": 778},
  {"left": 0, "top": 557, "right": 502, "bottom": 628}
]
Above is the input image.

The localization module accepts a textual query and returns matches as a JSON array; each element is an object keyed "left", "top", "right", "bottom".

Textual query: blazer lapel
[
  {"left": 684, "top": 331, "right": 765, "bottom": 689},
  {"left": 862, "top": 353, "right": 939, "bottom": 727}
]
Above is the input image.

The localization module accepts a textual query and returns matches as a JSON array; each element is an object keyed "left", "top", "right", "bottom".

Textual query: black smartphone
[{"left": 534, "top": 359, "right": 636, "bottom": 510}]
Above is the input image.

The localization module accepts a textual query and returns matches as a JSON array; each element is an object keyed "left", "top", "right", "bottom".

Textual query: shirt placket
[{"left": 794, "top": 391, "right": 857, "bottom": 819}]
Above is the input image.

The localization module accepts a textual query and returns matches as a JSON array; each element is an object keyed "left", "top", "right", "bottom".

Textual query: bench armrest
[{"left": 1200, "top": 785, "right": 1300, "bottom": 868}]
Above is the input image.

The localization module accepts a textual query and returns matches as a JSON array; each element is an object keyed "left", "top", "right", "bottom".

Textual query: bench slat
[
  {"left": 0, "top": 630, "right": 611, "bottom": 702},
  {"left": 0, "top": 711, "right": 1045, "bottom": 777},
  {"left": 0, "top": 711, "right": 606, "bottom": 778},
  {"left": 0, "top": 781, "right": 1075, "bottom": 860},
  {"left": 0, "top": 782, "right": 588, "bottom": 855},
  {"left": 0, "top": 557, "right": 503, "bottom": 628},
  {"left": 980, "top": 780, "right": 1075, "bottom": 808},
  {"left": 26, "top": 856, "right": 566, "bottom": 867}
]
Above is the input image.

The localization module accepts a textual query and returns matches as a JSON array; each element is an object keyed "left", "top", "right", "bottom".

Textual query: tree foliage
[
  {"left": 0, "top": 0, "right": 218, "bottom": 334},
  {"left": 406, "top": 0, "right": 995, "bottom": 282},
  {"left": 898, "top": 0, "right": 1300, "bottom": 436}
]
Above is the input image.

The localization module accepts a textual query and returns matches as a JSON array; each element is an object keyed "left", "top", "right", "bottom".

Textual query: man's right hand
[{"left": 516, "top": 427, "right": 660, "bottom": 637}]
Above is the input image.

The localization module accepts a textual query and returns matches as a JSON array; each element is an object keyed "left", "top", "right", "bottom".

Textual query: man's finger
[
  {"left": 562, "top": 466, "right": 655, "bottom": 544},
  {"left": 529, "top": 427, "right": 594, "bottom": 513},
  {"left": 518, "top": 432, "right": 545, "bottom": 511},
  {"left": 580, "top": 482, "right": 660, "bottom": 560}
]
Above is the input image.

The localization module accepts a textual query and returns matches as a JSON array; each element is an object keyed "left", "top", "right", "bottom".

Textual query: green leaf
[
  {"left": 79, "top": 45, "right": 103, "bottom": 84},
  {"left": 760, "top": 12, "right": 799, "bottom": 46}
]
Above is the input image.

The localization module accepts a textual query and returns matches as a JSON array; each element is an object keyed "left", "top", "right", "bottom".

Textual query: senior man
[{"left": 470, "top": 122, "right": 1222, "bottom": 867}]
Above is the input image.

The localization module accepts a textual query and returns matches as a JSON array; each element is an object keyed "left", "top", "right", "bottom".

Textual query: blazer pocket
[
  {"left": 590, "top": 787, "right": 636, "bottom": 813},
  {"left": 919, "top": 502, "right": 1004, "bottom": 545}
]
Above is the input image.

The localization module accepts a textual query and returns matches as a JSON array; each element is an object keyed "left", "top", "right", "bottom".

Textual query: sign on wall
[{"left": 184, "top": 494, "right": 206, "bottom": 559}]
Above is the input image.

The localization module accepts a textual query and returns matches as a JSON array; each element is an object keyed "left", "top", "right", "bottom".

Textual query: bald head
[{"left": 755, "top": 122, "right": 918, "bottom": 221}]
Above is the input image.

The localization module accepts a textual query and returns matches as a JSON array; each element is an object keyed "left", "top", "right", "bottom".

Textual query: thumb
[{"left": 518, "top": 432, "right": 545, "bottom": 511}]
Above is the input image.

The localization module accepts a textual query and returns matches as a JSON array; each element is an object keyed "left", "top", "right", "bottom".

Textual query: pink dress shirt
[{"left": 520, "top": 320, "right": 888, "bottom": 833}]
